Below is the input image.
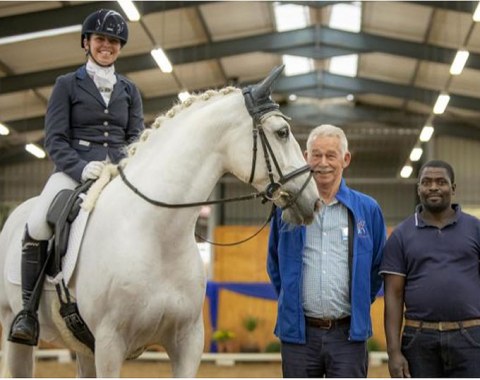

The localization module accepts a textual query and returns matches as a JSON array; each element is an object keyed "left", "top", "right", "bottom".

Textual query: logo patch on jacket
[{"left": 357, "top": 220, "right": 368, "bottom": 237}]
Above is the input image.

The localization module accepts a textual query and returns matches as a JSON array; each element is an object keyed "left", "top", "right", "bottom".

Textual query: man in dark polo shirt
[{"left": 380, "top": 159, "right": 480, "bottom": 378}]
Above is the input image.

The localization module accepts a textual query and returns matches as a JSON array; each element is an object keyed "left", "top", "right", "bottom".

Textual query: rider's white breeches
[{"left": 27, "top": 172, "right": 79, "bottom": 241}]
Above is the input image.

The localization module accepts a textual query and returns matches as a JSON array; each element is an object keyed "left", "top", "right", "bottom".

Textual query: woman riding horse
[{"left": 9, "top": 9, "right": 145, "bottom": 346}]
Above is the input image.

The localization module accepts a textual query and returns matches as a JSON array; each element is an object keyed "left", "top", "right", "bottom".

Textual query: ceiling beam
[
  {"left": 273, "top": 71, "right": 480, "bottom": 112},
  {"left": 410, "top": 1, "right": 477, "bottom": 13},
  {"left": 3, "top": 26, "right": 480, "bottom": 96},
  {"left": 0, "top": 1, "right": 212, "bottom": 39},
  {"left": 4, "top": 0, "right": 472, "bottom": 42},
  {"left": 282, "top": 103, "right": 480, "bottom": 141}
]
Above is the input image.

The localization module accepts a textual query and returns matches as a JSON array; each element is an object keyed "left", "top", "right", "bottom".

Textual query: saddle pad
[{"left": 7, "top": 208, "right": 90, "bottom": 288}]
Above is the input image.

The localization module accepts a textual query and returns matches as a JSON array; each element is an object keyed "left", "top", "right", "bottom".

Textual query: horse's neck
[{"left": 122, "top": 112, "right": 228, "bottom": 210}]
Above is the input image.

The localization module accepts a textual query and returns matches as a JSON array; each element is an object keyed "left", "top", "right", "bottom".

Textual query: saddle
[
  {"left": 46, "top": 186, "right": 84, "bottom": 271},
  {"left": 43, "top": 180, "right": 96, "bottom": 353}
]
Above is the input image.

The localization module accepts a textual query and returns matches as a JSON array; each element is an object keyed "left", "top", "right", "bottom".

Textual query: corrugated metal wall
[
  {"left": 0, "top": 160, "right": 53, "bottom": 204},
  {"left": 435, "top": 136, "right": 480, "bottom": 209}
]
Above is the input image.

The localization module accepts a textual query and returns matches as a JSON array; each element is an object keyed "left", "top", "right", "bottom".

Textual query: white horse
[{"left": 0, "top": 66, "right": 319, "bottom": 377}]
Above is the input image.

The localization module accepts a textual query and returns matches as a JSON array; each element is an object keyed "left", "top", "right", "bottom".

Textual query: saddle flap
[{"left": 46, "top": 189, "right": 75, "bottom": 226}]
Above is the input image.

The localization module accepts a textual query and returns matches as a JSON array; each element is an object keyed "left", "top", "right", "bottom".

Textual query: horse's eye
[{"left": 276, "top": 127, "right": 290, "bottom": 139}]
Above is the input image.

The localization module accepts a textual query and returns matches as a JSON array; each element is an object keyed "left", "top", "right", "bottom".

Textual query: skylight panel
[
  {"left": 329, "top": 54, "right": 358, "bottom": 77},
  {"left": 273, "top": 3, "right": 313, "bottom": 77},
  {"left": 329, "top": 2, "right": 362, "bottom": 33},
  {"left": 273, "top": 2, "right": 310, "bottom": 32},
  {"left": 283, "top": 55, "right": 314, "bottom": 76},
  {"left": 327, "top": 2, "right": 361, "bottom": 77}
]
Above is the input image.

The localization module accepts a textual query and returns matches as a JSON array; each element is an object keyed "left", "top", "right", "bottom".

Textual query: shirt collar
[{"left": 414, "top": 203, "right": 461, "bottom": 228}]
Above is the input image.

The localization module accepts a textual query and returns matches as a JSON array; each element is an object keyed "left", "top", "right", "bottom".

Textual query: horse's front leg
[
  {"left": 76, "top": 352, "right": 96, "bottom": 378},
  {"left": 164, "top": 315, "right": 204, "bottom": 378},
  {"left": 94, "top": 329, "right": 126, "bottom": 377},
  {"left": 3, "top": 340, "right": 35, "bottom": 377}
]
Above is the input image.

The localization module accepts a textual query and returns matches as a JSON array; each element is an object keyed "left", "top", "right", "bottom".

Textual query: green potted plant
[
  {"left": 240, "top": 315, "right": 261, "bottom": 352},
  {"left": 212, "top": 329, "right": 236, "bottom": 352},
  {"left": 264, "top": 339, "right": 281, "bottom": 353}
]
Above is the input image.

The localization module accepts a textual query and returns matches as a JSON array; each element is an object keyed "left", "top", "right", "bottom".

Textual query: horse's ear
[
  {"left": 242, "top": 65, "right": 285, "bottom": 121},
  {"left": 253, "top": 64, "right": 285, "bottom": 99}
]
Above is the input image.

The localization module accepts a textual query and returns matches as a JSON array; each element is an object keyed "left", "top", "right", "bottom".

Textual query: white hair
[{"left": 306, "top": 124, "right": 349, "bottom": 155}]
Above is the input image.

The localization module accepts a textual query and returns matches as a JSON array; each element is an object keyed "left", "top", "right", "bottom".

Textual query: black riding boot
[{"left": 8, "top": 228, "right": 48, "bottom": 346}]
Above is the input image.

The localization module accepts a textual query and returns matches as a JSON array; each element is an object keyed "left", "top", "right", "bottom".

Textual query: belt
[
  {"left": 305, "top": 316, "right": 351, "bottom": 329},
  {"left": 405, "top": 318, "right": 480, "bottom": 331}
]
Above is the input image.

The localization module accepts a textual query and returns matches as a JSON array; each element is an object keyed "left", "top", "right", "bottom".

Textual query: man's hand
[{"left": 388, "top": 351, "right": 411, "bottom": 378}]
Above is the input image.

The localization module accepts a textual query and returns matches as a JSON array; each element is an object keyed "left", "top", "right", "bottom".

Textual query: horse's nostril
[{"left": 314, "top": 199, "right": 322, "bottom": 212}]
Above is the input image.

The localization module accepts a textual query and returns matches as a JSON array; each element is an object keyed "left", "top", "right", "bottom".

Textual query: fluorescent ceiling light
[
  {"left": 0, "top": 25, "right": 81, "bottom": 46},
  {"left": 273, "top": 3, "right": 310, "bottom": 32},
  {"left": 419, "top": 125, "right": 434, "bottom": 142},
  {"left": 329, "top": 2, "right": 362, "bottom": 33},
  {"left": 400, "top": 165, "right": 413, "bottom": 179},
  {"left": 117, "top": 0, "right": 140, "bottom": 22},
  {"left": 288, "top": 94, "right": 298, "bottom": 102},
  {"left": 329, "top": 54, "right": 358, "bottom": 77},
  {"left": 409, "top": 147, "right": 423, "bottom": 162},
  {"left": 25, "top": 143, "right": 46, "bottom": 159},
  {"left": 433, "top": 93, "right": 450, "bottom": 114},
  {"left": 282, "top": 55, "right": 314, "bottom": 76},
  {"left": 450, "top": 50, "right": 470, "bottom": 75},
  {"left": 0, "top": 123, "right": 10, "bottom": 136},
  {"left": 474, "top": 2, "right": 480, "bottom": 21},
  {"left": 178, "top": 90, "right": 190, "bottom": 102},
  {"left": 151, "top": 48, "right": 173, "bottom": 73}
]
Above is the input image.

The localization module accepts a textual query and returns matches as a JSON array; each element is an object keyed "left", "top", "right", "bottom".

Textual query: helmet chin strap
[{"left": 85, "top": 48, "right": 114, "bottom": 68}]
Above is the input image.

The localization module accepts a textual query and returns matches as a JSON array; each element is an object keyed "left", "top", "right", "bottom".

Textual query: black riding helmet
[{"left": 81, "top": 9, "right": 128, "bottom": 48}]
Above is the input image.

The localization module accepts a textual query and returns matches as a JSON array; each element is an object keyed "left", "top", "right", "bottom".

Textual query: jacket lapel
[
  {"left": 76, "top": 66, "right": 107, "bottom": 107},
  {"left": 109, "top": 74, "right": 125, "bottom": 105}
]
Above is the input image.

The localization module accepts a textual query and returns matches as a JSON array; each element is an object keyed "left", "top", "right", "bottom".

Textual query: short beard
[{"left": 423, "top": 201, "right": 450, "bottom": 214}]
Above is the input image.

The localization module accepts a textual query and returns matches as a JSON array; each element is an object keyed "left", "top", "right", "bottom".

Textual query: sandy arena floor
[{"left": 33, "top": 360, "right": 390, "bottom": 378}]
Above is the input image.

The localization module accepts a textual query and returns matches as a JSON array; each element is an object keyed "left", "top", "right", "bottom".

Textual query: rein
[
  {"left": 194, "top": 203, "right": 276, "bottom": 247},
  {"left": 117, "top": 165, "right": 278, "bottom": 246},
  {"left": 117, "top": 165, "right": 267, "bottom": 208},
  {"left": 117, "top": 67, "right": 314, "bottom": 246}
]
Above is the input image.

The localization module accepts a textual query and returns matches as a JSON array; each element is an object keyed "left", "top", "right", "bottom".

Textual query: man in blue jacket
[{"left": 267, "top": 124, "right": 386, "bottom": 377}]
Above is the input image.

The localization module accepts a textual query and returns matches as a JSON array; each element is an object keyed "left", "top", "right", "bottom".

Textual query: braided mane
[{"left": 125, "top": 86, "right": 238, "bottom": 160}]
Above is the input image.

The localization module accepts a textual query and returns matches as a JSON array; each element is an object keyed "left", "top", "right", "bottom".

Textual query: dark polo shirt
[{"left": 380, "top": 204, "right": 480, "bottom": 321}]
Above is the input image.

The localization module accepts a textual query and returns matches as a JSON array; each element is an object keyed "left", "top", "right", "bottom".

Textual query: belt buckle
[
  {"left": 321, "top": 320, "right": 333, "bottom": 329},
  {"left": 438, "top": 322, "right": 444, "bottom": 331}
]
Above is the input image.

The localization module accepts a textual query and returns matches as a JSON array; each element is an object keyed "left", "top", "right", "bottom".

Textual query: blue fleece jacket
[{"left": 267, "top": 179, "right": 386, "bottom": 342}]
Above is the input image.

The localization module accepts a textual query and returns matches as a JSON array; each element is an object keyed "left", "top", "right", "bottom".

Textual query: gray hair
[{"left": 306, "top": 124, "right": 349, "bottom": 155}]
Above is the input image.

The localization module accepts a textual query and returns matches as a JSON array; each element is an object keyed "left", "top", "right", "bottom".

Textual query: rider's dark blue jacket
[
  {"left": 267, "top": 179, "right": 386, "bottom": 342},
  {"left": 44, "top": 65, "right": 144, "bottom": 182}
]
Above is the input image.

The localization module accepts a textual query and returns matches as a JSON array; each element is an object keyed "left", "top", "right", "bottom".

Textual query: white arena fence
[{"left": 0, "top": 349, "right": 388, "bottom": 367}]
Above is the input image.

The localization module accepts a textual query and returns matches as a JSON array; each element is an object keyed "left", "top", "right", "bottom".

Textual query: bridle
[
  {"left": 117, "top": 111, "right": 312, "bottom": 211},
  {"left": 116, "top": 113, "right": 312, "bottom": 210},
  {"left": 116, "top": 65, "right": 314, "bottom": 244},
  {"left": 243, "top": 102, "right": 313, "bottom": 210}
]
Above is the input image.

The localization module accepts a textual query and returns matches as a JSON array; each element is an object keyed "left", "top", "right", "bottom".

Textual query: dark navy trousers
[
  {"left": 402, "top": 325, "right": 480, "bottom": 377},
  {"left": 281, "top": 323, "right": 368, "bottom": 378}
]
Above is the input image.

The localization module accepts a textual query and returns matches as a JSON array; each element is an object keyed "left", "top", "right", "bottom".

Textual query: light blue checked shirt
[{"left": 302, "top": 199, "right": 351, "bottom": 319}]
